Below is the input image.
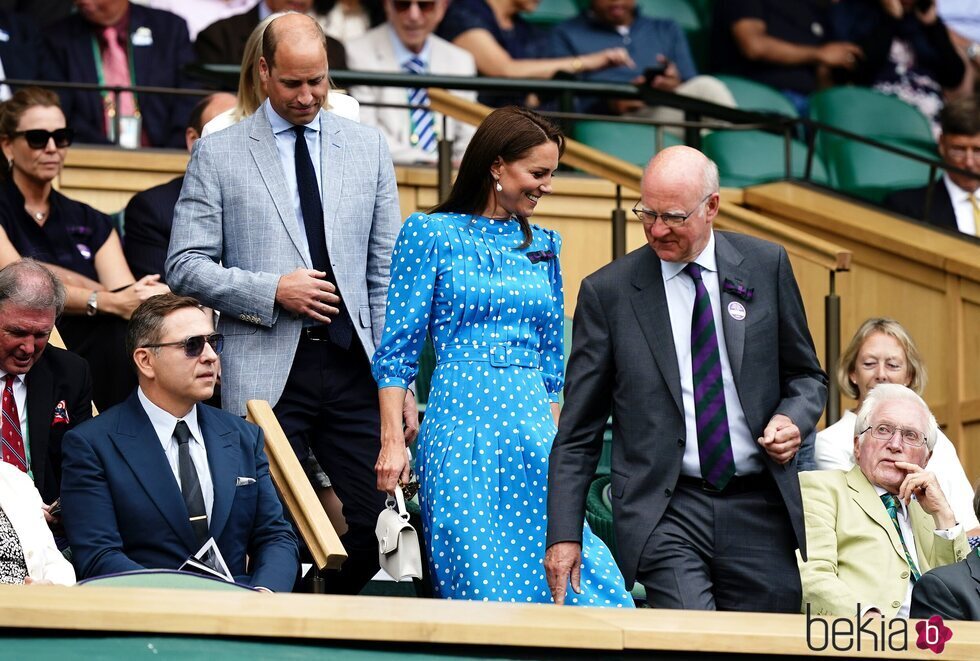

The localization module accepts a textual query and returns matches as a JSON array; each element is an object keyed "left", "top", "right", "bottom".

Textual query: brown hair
[
  {"left": 939, "top": 94, "right": 979, "bottom": 137},
  {"left": 0, "top": 87, "right": 63, "bottom": 179},
  {"left": 431, "top": 106, "right": 565, "bottom": 249},
  {"left": 837, "top": 317, "right": 927, "bottom": 400},
  {"left": 126, "top": 293, "right": 206, "bottom": 362}
]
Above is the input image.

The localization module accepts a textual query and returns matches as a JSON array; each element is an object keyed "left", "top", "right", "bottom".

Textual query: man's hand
[
  {"left": 758, "top": 414, "right": 800, "bottom": 464},
  {"left": 544, "top": 541, "right": 582, "bottom": 605},
  {"left": 817, "top": 42, "right": 864, "bottom": 69},
  {"left": 648, "top": 56, "right": 682, "bottom": 92},
  {"left": 275, "top": 269, "right": 341, "bottom": 323},
  {"left": 894, "top": 461, "right": 956, "bottom": 529},
  {"left": 403, "top": 391, "right": 420, "bottom": 444}
]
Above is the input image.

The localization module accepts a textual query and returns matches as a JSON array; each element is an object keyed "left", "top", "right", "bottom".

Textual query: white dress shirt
[
  {"left": 942, "top": 174, "right": 978, "bottom": 236},
  {"left": 264, "top": 99, "right": 323, "bottom": 240},
  {"left": 137, "top": 388, "right": 214, "bottom": 522},
  {"left": 661, "top": 231, "right": 764, "bottom": 477}
]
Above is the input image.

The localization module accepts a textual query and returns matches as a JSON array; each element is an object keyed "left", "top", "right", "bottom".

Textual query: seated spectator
[
  {"left": 195, "top": 0, "right": 349, "bottom": 71},
  {"left": 549, "top": 0, "right": 734, "bottom": 121},
  {"left": 0, "top": 259, "right": 92, "bottom": 520},
  {"left": 829, "top": 0, "right": 966, "bottom": 133},
  {"left": 911, "top": 481, "right": 980, "bottom": 620},
  {"left": 0, "top": 0, "right": 73, "bottom": 28},
  {"left": 711, "top": 0, "right": 863, "bottom": 115},
  {"left": 42, "top": 0, "right": 197, "bottom": 148},
  {"left": 124, "top": 92, "right": 235, "bottom": 281},
  {"left": 436, "top": 0, "right": 634, "bottom": 107},
  {"left": 138, "top": 0, "right": 257, "bottom": 41},
  {"left": 200, "top": 9, "right": 360, "bottom": 136},
  {"left": 315, "top": 0, "right": 385, "bottom": 44},
  {"left": 799, "top": 383, "right": 970, "bottom": 617},
  {"left": 885, "top": 94, "right": 978, "bottom": 233},
  {"left": 816, "top": 318, "right": 980, "bottom": 533},
  {"left": 347, "top": 0, "right": 476, "bottom": 164},
  {"left": 0, "top": 87, "right": 169, "bottom": 410},
  {"left": 0, "top": 462, "right": 75, "bottom": 585},
  {"left": 61, "top": 294, "right": 299, "bottom": 591},
  {"left": 0, "top": 9, "right": 43, "bottom": 101}
]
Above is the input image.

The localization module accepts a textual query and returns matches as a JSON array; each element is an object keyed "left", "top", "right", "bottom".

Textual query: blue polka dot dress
[{"left": 372, "top": 212, "right": 633, "bottom": 607}]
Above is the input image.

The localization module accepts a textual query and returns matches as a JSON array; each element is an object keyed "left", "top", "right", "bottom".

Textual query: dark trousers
[
  {"left": 273, "top": 335, "right": 386, "bottom": 595},
  {"left": 636, "top": 474, "right": 802, "bottom": 612}
]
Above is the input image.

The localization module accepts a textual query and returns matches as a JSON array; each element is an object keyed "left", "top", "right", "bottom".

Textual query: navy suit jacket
[
  {"left": 123, "top": 175, "right": 182, "bottom": 281},
  {"left": 0, "top": 9, "right": 44, "bottom": 81},
  {"left": 42, "top": 4, "right": 196, "bottom": 148},
  {"left": 61, "top": 392, "right": 298, "bottom": 592},
  {"left": 884, "top": 181, "right": 959, "bottom": 232},
  {"left": 25, "top": 346, "right": 93, "bottom": 505}
]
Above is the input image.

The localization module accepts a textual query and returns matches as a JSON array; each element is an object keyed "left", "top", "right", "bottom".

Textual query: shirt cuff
[{"left": 934, "top": 524, "right": 963, "bottom": 540}]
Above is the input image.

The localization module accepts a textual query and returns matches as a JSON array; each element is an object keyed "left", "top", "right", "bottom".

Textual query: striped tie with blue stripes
[{"left": 404, "top": 56, "right": 436, "bottom": 153}]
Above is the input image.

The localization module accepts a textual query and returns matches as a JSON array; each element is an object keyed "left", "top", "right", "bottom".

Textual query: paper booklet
[{"left": 179, "top": 538, "right": 234, "bottom": 583}]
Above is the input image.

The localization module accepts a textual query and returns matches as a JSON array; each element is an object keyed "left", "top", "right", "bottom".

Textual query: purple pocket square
[
  {"left": 723, "top": 278, "right": 753, "bottom": 301},
  {"left": 527, "top": 250, "right": 556, "bottom": 264}
]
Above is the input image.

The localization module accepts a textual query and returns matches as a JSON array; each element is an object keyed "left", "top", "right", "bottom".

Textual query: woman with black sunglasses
[{"left": 0, "top": 87, "right": 169, "bottom": 410}]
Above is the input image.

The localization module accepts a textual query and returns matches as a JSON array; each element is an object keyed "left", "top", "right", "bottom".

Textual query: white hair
[{"left": 853, "top": 383, "right": 938, "bottom": 451}]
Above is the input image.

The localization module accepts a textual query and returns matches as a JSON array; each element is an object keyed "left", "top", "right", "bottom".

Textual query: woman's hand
[
  {"left": 376, "top": 387, "right": 411, "bottom": 493},
  {"left": 583, "top": 47, "right": 635, "bottom": 72},
  {"left": 102, "top": 274, "right": 170, "bottom": 319}
]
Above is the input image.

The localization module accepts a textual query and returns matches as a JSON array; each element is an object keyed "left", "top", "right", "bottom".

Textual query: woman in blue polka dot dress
[{"left": 372, "top": 107, "right": 633, "bottom": 607}]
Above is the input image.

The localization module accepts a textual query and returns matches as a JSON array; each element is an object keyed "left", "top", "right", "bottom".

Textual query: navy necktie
[
  {"left": 292, "top": 125, "right": 353, "bottom": 348},
  {"left": 685, "top": 262, "right": 736, "bottom": 489},
  {"left": 174, "top": 420, "right": 209, "bottom": 548}
]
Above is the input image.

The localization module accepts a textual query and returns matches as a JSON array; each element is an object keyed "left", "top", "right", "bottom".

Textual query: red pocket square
[{"left": 52, "top": 400, "right": 69, "bottom": 426}]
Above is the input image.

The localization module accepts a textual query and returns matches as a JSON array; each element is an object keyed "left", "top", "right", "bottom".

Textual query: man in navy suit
[
  {"left": 885, "top": 95, "right": 980, "bottom": 235},
  {"left": 42, "top": 0, "right": 197, "bottom": 148},
  {"left": 123, "top": 92, "right": 235, "bottom": 281},
  {"left": 61, "top": 293, "right": 298, "bottom": 591}
]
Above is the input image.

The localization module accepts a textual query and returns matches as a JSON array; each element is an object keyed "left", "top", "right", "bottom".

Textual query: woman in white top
[{"left": 815, "top": 317, "right": 979, "bottom": 531}]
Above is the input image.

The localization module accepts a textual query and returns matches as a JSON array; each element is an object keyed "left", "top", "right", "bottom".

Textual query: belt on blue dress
[{"left": 437, "top": 343, "right": 541, "bottom": 369}]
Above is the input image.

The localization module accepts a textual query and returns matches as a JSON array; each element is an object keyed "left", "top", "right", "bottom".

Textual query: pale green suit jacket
[{"left": 798, "top": 466, "right": 969, "bottom": 617}]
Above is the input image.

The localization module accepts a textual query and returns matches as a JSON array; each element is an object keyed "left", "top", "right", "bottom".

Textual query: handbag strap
[{"left": 385, "top": 486, "right": 411, "bottom": 522}]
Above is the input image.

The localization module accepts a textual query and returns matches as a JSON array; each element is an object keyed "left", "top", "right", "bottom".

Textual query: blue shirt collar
[{"left": 263, "top": 98, "right": 321, "bottom": 135}]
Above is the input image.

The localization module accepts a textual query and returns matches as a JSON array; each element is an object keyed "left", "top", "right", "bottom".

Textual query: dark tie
[
  {"left": 174, "top": 420, "right": 209, "bottom": 548},
  {"left": 292, "top": 125, "right": 353, "bottom": 349},
  {"left": 880, "top": 493, "right": 921, "bottom": 581},
  {"left": 685, "top": 262, "right": 736, "bottom": 490},
  {"left": 404, "top": 57, "right": 436, "bottom": 153}
]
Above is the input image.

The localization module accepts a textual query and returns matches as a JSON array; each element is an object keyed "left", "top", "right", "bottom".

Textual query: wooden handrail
[{"left": 245, "top": 400, "right": 346, "bottom": 571}]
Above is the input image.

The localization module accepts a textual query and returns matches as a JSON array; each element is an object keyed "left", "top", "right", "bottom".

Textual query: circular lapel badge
[{"left": 727, "top": 301, "right": 746, "bottom": 321}]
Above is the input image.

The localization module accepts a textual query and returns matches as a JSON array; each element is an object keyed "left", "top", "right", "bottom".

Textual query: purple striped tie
[{"left": 685, "top": 263, "right": 735, "bottom": 489}]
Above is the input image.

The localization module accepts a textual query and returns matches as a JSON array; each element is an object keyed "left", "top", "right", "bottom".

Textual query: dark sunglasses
[
  {"left": 141, "top": 333, "right": 224, "bottom": 358},
  {"left": 12, "top": 128, "right": 75, "bottom": 149},
  {"left": 392, "top": 0, "right": 437, "bottom": 12}
]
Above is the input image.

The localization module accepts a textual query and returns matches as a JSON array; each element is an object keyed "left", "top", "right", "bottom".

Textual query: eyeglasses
[
  {"left": 632, "top": 193, "right": 712, "bottom": 227},
  {"left": 392, "top": 0, "right": 437, "bottom": 12},
  {"left": 945, "top": 145, "right": 979, "bottom": 160},
  {"left": 860, "top": 423, "right": 926, "bottom": 448},
  {"left": 141, "top": 333, "right": 224, "bottom": 358},
  {"left": 12, "top": 128, "right": 75, "bottom": 149}
]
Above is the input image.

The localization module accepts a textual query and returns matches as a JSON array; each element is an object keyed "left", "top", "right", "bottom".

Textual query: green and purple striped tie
[{"left": 685, "top": 262, "right": 736, "bottom": 490}]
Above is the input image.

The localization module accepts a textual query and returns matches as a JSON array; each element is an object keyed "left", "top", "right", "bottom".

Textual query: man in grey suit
[
  {"left": 545, "top": 146, "right": 827, "bottom": 611},
  {"left": 166, "top": 12, "right": 416, "bottom": 594}
]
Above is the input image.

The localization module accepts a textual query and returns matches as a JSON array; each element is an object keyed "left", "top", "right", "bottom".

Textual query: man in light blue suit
[
  {"left": 62, "top": 295, "right": 298, "bottom": 592},
  {"left": 166, "top": 12, "right": 415, "bottom": 594}
]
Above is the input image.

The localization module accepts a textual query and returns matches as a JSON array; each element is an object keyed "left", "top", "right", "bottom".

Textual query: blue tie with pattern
[{"left": 404, "top": 56, "right": 436, "bottom": 153}]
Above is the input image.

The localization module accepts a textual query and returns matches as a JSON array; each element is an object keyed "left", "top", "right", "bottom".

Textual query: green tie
[{"left": 880, "top": 493, "right": 921, "bottom": 581}]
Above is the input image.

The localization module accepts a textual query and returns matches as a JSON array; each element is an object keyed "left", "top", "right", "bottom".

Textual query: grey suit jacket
[
  {"left": 165, "top": 104, "right": 401, "bottom": 415},
  {"left": 346, "top": 25, "right": 476, "bottom": 164},
  {"left": 547, "top": 231, "right": 827, "bottom": 586}
]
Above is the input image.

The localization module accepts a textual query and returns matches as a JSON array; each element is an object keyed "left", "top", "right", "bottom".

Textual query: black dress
[{"left": 0, "top": 178, "right": 135, "bottom": 410}]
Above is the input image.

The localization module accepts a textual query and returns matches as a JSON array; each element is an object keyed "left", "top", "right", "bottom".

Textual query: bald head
[
  {"left": 263, "top": 12, "right": 328, "bottom": 69},
  {"left": 638, "top": 146, "right": 720, "bottom": 263},
  {"left": 259, "top": 12, "right": 330, "bottom": 126}
]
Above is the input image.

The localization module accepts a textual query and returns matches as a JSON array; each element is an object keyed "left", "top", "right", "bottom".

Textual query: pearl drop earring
[{"left": 495, "top": 181, "right": 502, "bottom": 192}]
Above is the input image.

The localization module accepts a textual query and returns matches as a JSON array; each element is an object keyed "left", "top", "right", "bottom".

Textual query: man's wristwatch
[{"left": 85, "top": 291, "right": 98, "bottom": 316}]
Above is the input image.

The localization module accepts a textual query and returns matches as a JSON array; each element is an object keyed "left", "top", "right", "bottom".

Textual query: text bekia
[{"left": 805, "top": 604, "right": 908, "bottom": 652}]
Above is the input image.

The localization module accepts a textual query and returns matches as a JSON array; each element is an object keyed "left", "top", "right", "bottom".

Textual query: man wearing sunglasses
[
  {"left": 61, "top": 294, "right": 299, "bottom": 592},
  {"left": 799, "top": 383, "right": 968, "bottom": 617},
  {"left": 167, "top": 12, "right": 411, "bottom": 595},
  {"left": 346, "top": 0, "right": 476, "bottom": 164},
  {"left": 547, "top": 146, "right": 826, "bottom": 612}
]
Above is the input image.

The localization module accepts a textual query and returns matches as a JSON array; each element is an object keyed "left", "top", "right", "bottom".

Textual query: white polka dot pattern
[{"left": 371, "top": 213, "right": 633, "bottom": 607}]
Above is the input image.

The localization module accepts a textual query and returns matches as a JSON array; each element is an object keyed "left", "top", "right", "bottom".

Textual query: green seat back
[
  {"left": 713, "top": 75, "right": 798, "bottom": 118},
  {"left": 819, "top": 138, "right": 934, "bottom": 204},
  {"left": 77, "top": 569, "right": 251, "bottom": 591},
  {"left": 573, "top": 120, "right": 682, "bottom": 167},
  {"left": 585, "top": 475, "right": 617, "bottom": 560},
  {"left": 522, "top": 0, "right": 580, "bottom": 26},
  {"left": 703, "top": 130, "right": 829, "bottom": 188}
]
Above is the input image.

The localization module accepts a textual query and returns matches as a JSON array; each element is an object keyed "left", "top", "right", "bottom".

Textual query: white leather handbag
[{"left": 375, "top": 486, "right": 423, "bottom": 581}]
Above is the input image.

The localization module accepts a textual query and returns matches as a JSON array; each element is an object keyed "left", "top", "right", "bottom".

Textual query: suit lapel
[
  {"left": 24, "top": 358, "right": 54, "bottom": 495},
  {"left": 714, "top": 233, "right": 746, "bottom": 388},
  {"left": 969, "top": 552, "right": 980, "bottom": 601},
  {"left": 629, "top": 249, "right": 683, "bottom": 416},
  {"left": 248, "top": 110, "right": 311, "bottom": 266},
  {"left": 910, "top": 502, "right": 936, "bottom": 571},
  {"left": 199, "top": 406, "right": 238, "bottom": 540},
  {"left": 109, "top": 394, "right": 197, "bottom": 550},
  {"left": 846, "top": 466, "right": 905, "bottom": 559},
  {"left": 320, "top": 111, "right": 345, "bottom": 250}
]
